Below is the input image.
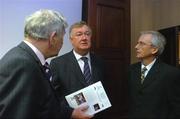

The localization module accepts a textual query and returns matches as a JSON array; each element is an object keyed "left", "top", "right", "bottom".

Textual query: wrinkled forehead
[{"left": 139, "top": 34, "right": 152, "bottom": 42}]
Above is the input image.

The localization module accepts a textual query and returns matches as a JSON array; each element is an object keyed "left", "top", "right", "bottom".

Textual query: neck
[
  {"left": 141, "top": 57, "right": 156, "bottom": 66},
  {"left": 25, "top": 37, "right": 49, "bottom": 59}
]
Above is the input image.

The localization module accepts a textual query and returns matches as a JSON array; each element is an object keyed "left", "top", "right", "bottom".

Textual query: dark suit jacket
[
  {"left": 0, "top": 42, "right": 68, "bottom": 119},
  {"left": 128, "top": 59, "right": 180, "bottom": 119},
  {"left": 50, "top": 50, "right": 106, "bottom": 119}
]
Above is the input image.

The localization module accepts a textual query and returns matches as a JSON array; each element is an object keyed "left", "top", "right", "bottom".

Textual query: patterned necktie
[
  {"left": 43, "top": 62, "right": 52, "bottom": 81},
  {"left": 81, "top": 57, "right": 92, "bottom": 84},
  {"left": 141, "top": 67, "right": 147, "bottom": 84}
]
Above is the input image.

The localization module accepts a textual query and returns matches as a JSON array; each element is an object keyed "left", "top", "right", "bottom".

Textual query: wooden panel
[{"left": 96, "top": 5, "right": 125, "bottom": 49}]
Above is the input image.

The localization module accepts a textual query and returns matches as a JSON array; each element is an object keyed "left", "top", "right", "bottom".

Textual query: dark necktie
[
  {"left": 81, "top": 57, "right": 92, "bottom": 84},
  {"left": 141, "top": 67, "right": 147, "bottom": 84},
  {"left": 43, "top": 62, "right": 52, "bottom": 81}
]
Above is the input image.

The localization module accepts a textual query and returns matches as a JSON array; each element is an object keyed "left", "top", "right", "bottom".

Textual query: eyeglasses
[
  {"left": 136, "top": 41, "right": 153, "bottom": 47},
  {"left": 73, "top": 31, "right": 92, "bottom": 37}
]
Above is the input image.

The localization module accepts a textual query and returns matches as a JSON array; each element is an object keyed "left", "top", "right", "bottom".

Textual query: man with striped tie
[
  {"left": 0, "top": 9, "right": 68, "bottom": 118},
  {"left": 50, "top": 21, "right": 106, "bottom": 119},
  {"left": 128, "top": 31, "right": 180, "bottom": 119}
]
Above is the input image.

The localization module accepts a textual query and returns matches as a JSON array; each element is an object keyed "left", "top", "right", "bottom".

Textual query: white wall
[{"left": 0, "top": 0, "right": 82, "bottom": 59}]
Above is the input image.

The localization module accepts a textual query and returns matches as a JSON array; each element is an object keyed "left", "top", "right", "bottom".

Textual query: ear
[
  {"left": 151, "top": 47, "right": 158, "bottom": 55},
  {"left": 48, "top": 31, "right": 57, "bottom": 47},
  {"left": 69, "top": 35, "right": 73, "bottom": 40},
  {"left": 69, "top": 36, "right": 74, "bottom": 45}
]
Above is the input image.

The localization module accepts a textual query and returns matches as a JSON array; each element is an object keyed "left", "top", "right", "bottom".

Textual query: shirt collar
[
  {"left": 73, "top": 50, "right": 90, "bottom": 61},
  {"left": 141, "top": 58, "right": 156, "bottom": 71},
  {"left": 24, "top": 40, "right": 46, "bottom": 65}
]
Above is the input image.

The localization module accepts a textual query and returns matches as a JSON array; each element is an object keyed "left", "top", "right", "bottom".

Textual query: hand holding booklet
[{"left": 65, "top": 81, "right": 111, "bottom": 115}]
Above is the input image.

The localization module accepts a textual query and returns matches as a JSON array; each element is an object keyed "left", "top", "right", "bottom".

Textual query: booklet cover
[{"left": 65, "top": 81, "right": 111, "bottom": 115}]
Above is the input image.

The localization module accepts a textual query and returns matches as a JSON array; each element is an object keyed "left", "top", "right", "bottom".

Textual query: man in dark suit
[
  {"left": 129, "top": 31, "right": 180, "bottom": 119},
  {"left": 0, "top": 9, "right": 70, "bottom": 118},
  {"left": 50, "top": 21, "right": 106, "bottom": 119}
]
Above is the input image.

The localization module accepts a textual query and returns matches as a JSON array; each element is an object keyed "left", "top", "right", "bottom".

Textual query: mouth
[
  {"left": 136, "top": 50, "right": 141, "bottom": 55},
  {"left": 81, "top": 42, "right": 88, "bottom": 45}
]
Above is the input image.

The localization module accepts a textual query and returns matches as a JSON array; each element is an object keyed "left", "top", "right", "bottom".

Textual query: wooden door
[{"left": 82, "top": 0, "right": 130, "bottom": 118}]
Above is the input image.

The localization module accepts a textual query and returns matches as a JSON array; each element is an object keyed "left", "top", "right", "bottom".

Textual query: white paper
[{"left": 65, "top": 81, "right": 112, "bottom": 115}]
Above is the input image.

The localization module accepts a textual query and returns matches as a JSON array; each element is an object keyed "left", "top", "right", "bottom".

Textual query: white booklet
[{"left": 65, "top": 81, "right": 111, "bottom": 115}]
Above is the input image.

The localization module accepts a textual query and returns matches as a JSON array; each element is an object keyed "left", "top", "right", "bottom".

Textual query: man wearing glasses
[
  {"left": 50, "top": 21, "right": 106, "bottom": 119},
  {"left": 128, "top": 31, "right": 180, "bottom": 119}
]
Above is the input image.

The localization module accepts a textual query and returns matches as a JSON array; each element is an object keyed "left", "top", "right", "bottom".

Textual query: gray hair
[
  {"left": 69, "top": 21, "right": 92, "bottom": 38},
  {"left": 24, "top": 9, "right": 68, "bottom": 40},
  {"left": 140, "top": 31, "right": 166, "bottom": 56}
]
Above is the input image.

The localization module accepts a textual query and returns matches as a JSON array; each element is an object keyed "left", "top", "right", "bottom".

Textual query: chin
[
  {"left": 51, "top": 53, "right": 58, "bottom": 58},
  {"left": 83, "top": 45, "right": 90, "bottom": 49},
  {"left": 136, "top": 56, "right": 141, "bottom": 59}
]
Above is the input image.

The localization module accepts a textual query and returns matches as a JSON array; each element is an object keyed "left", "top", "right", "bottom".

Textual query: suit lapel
[
  {"left": 18, "top": 42, "right": 59, "bottom": 93},
  {"left": 18, "top": 42, "right": 48, "bottom": 79},
  {"left": 142, "top": 60, "right": 160, "bottom": 88},
  {"left": 69, "top": 51, "right": 88, "bottom": 86},
  {"left": 18, "top": 42, "right": 42, "bottom": 66},
  {"left": 132, "top": 63, "right": 142, "bottom": 87}
]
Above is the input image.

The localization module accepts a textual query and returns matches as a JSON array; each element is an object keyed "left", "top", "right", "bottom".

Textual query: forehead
[{"left": 138, "top": 34, "right": 152, "bottom": 42}]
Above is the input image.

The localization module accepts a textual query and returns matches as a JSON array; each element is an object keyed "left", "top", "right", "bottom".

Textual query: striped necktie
[
  {"left": 43, "top": 62, "right": 52, "bottom": 81},
  {"left": 81, "top": 57, "right": 92, "bottom": 84},
  {"left": 141, "top": 67, "right": 147, "bottom": 84}
]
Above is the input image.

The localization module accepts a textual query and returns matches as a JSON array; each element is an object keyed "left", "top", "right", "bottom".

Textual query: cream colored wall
[
  {"left": 154, "top": 0, "right": 180, "bottom": 30},
  {"left": 131, "top": 0, "right": 180, "bottom": 63}
]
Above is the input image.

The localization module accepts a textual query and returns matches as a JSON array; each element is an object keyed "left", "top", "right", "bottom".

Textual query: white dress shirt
[
  {"left": 141, "top": 58, "right": 156, "bottom": 78},
  {"left": 73, "top": 50, "right": 91, "bottom": 73}
]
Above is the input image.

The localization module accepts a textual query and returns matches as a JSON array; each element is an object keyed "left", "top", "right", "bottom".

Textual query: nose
[{"left": 135, "top": 44, "right": 138, "bottom": 49}]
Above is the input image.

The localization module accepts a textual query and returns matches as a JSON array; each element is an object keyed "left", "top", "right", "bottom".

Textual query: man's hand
[{"left": 71, "top": 105, "right": 94, "bottom": 119}]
